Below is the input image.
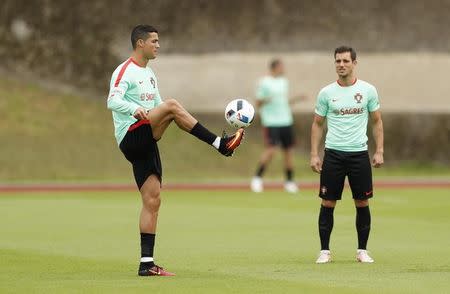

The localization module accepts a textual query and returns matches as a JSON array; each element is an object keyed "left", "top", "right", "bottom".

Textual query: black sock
[
  {"left": 140, "top": 233, "right": 155, "bottom": 269},
  {"left": 318, "top": 205, "right": 334, "bottom": 250},
  {"left": 256, "top": 164, "right": 266, "bottom": 177},
  {"left": 285, "top": 169, "right": 293, "bottom": 181},
  {"left": 356, "top": 206, "right": 371, "bottom": 250},
  {"left": 190, "top": 122, "right": 217, "bottom": 145}
]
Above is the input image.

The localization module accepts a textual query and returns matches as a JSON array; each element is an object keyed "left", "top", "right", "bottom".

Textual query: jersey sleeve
[
  {"left": 314, "top": 89, "right": 328, "bottom": 116},
  {"left": 106, "top": 73, "right": 140, "bottom": 116},
  {"left": 367, "top": 86, "right": 380, "bottom": 112},
  {"left": 256, "top": 79, "right": 270, "bottom": 100}
]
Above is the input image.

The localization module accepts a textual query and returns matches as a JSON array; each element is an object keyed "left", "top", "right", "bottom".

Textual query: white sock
[
  {"left": 212, "top": 136, "right": 221, "bottom": 149},
  {"left": 140, "top": 257, "right": 154, "bottom": 263}
]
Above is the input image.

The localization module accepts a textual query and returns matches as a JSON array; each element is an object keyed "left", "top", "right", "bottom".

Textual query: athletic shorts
[
  {"left": 263, "top": 125, "right": 295, "bottom": 149},
  {"left": 119, "top": 120, "right": 162, "bottom": 190},
  {"left": 319, "top": 148, "right": 373, "bottom": 201}
]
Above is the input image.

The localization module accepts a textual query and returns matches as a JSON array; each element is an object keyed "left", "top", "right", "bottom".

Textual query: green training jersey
[
  {"left": 315, "top": 79, "right": 380, "bottom": 152},
  {"left": 107, "top": 58, "right": 163, "bottom": 144},
  {"left": 256, "top": 76, "right": 293, "bottom": 127}
]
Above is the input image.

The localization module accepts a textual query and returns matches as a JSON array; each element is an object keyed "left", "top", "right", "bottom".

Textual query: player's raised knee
[
  {"left": 166, "top": 98, "right": 185, "bottom": 113},
  {"left": 164, "top": 98, "right": 181, "bottom": 109}
]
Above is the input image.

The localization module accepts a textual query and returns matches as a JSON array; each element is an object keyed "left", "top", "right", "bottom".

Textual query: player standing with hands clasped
[
  {"left": 107, "top": 25, "right": 244, "bottom": 276},
  {"left": 310, "top": 46, "right": 384, "bottom": 263}
]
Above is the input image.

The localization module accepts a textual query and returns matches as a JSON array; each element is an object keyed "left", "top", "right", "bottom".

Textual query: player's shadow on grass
[{"left": 293, "top": 259, "right": 360, "bottom": 266}]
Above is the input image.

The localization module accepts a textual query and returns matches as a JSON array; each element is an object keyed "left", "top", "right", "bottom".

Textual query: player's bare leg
[
  {"left": 147, "top": 99, "right": 244, "bottom": 156},
  {"left": 147, "top": 99, "right": 196, "bottom": 132},
  {"left": 139, "top": 175, "right": 161, "bottom": 234},
  {"left": 283, "top": 148, "right": 294, "bottom": 171},
  {"left": 138, "top": 175, "right": 175, "bottom": 276},
  {"left": 316, "top": 199, "right": 336, "bottom": 263},
  {"left": 150, "top": 112, "right": 175, "bottom": 141},
  {"left": 282, "top": 147, "right": 298, "bottom": 193},
  {"left": 322, "top": 199, "right": 337, "bottom": 208},
  {"left": 251, "top": 146, "right": 276, "bottom": 192},
  {"left": 354, "top": 199, "right": 373, "bottom": 263},
  {"left": 260, "top": 146, "right": 277, "bottom": 165}
]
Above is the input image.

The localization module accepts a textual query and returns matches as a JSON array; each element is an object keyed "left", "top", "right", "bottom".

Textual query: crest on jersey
[
  {"left": 354, "top": 93, "right": 363, "bottom": 103},
  {"left": 150, "top": 77, "right": 156, "bottom": 88}
]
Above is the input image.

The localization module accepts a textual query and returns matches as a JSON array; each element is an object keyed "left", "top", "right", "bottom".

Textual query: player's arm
[
  {"left": 255, "top": 97, "right": 271, "bottom": 108},
  {"left": 368, "top": 86, "right": 383, "bottom": 168},
  {"left": 106, "top": 78, "right": 146, "bottom": 120},
  {"left": 310, "top": 90, "right": 328, "bottom": 173},
  {"left": 288, "top": 94, "right": 308, "bottom": 106},
  {"left": 310, "top": 114, "right": 325, "bottom": 173},
  {"left": 255, "top": 79, "right": 271, "bottom": 108},
  {"left": 370, "top": 110, "right": 384, "bottom": 168}
]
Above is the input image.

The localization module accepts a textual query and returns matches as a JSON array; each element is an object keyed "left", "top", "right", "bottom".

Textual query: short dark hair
[
  {"left": 334, "top": 46, "right": 357, "bottom": 61},
  {"left": 269, "top": 58, "right": 282, "bottom": 70},
  {"left": 131, "top": 25, "right": 158, "bottom": 49}
]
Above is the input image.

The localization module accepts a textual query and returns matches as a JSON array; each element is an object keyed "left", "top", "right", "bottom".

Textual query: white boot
[
  {"left": 250, "top": 177, "right": 263, "bottom": 193},
  {"left": 316, "top": 250, "right": 332, "bottom": 264},
  {"left": 356, "top": 249, "right": 374, "bottom": 263},
  {"left": 284, "top": 181, "right": 299, "bottom": 193}
]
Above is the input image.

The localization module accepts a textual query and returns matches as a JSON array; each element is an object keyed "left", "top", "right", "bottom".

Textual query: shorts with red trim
[
  {"left": 119, "top": 120, "right": 162, "bottom": 189},
  {"left": 319, "top": 149, "right": 373, "bottom": 201}
]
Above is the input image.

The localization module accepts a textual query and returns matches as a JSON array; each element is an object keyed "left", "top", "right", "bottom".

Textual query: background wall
[
  {"left": 2, "top": 0, "right": 450, "bottom": 90},
  {"left": 149, "top": 53, "right": 450, "bottom": 112}
]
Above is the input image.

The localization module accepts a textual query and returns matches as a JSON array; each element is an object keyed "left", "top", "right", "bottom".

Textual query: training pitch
[{"left": 1, "top": 187, "right": 449, "bottom": 293}]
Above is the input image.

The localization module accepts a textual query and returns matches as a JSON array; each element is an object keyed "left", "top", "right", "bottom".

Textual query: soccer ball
[{"left": 224, "top": 99, "right": 255, "bottom": 129}]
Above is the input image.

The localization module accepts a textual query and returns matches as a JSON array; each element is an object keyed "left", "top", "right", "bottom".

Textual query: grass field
[{"left": 1, "top": 187, "right": 449, "bottom": 293}]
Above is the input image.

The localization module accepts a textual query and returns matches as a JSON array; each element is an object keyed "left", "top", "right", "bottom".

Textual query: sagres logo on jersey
[
  {"left": 354, "top": 93, "right": 363, "bottom": 103},
  {"left": 150, "top": 77, "right": 156, "bottom": 88},
  {"left": 140, "top": 93, "right": 155, "bottom": 101},
  {"left": 339, "top": 107, "right": 364, "bottom": 115}
]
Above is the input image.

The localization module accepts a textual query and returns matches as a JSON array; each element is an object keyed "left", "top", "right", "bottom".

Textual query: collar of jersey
[{"left": 336, "top": 78, "right": 357, "bottom": 87}]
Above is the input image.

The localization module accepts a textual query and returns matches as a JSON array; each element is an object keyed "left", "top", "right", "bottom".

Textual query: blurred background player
[
  {"left": 310, "top": 46, "right": 384, "bottom": 263},
  {"left": 250, "top": 59, "right": 306, "bottom": 193},
  {"left": 107, "top": 25, "right": 244, "bottom": 276}
]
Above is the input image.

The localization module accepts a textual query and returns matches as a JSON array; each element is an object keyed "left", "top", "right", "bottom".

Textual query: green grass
[{"left": 1, "top": 188, "right": 449, "bottom": 293}]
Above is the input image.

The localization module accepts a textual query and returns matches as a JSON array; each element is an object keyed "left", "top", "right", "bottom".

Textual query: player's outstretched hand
[
  {"left": 289, "top": 94, "right": 308, "bottom": 105},
  {"left": 133, "top": 107, "right": 148, "bottom": 120},
  {"left": 295, "top": 94, "right": 308, "bottom": 102},
  {"left": 372, "top": 151, "right": 384, "bottom": 168},
  {"left": 310, "top": 155, "right": 322, "bottom": 173}
]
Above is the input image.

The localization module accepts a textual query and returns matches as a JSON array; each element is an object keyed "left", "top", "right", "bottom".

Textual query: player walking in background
[
  {"left": 250, "top": 59, "right": 306, "bottom": 193},
  {"left": 310, "top": 46, "right": 384, "bottom": 263},
  {"left": 107, "top": 25, "right": 244, "bottom": 276}
]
